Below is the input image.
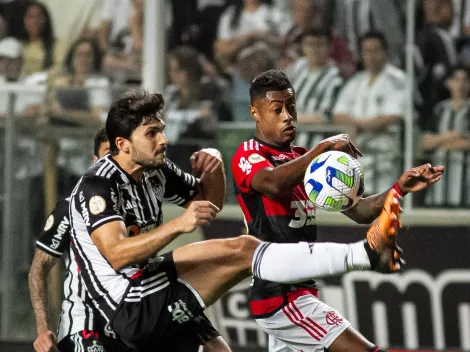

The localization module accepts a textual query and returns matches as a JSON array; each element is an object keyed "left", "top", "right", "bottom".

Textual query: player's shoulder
[
  {"left": 84, "top": 155, "right": 129, "bottom": 184},
  {"left": 54, "top": 198, "right": 70, "bottom": 213},
  {"left": 234, "top": 139, "right": 264, "bottom": 155}
]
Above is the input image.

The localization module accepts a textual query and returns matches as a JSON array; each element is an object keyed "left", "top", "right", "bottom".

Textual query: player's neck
[
  {"left": 112, "top": 154, "right": 144, "bottom": 182},
  {"left": 254, "top": 134, "right": 291, "bottom": 151}
]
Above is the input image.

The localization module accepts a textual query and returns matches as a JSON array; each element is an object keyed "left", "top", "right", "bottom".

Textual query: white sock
[{"left": 252, "top": 240, "right": 371, "bottom": 284}]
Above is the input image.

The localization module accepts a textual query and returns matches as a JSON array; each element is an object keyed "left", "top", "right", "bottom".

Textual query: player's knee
[{"left": 224, "top": 235, "right": 260, "bottom": 264}]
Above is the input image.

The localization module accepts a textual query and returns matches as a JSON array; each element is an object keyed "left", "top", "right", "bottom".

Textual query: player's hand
[
  {"left": 178, "top": 201, "right": 220, "bottom": 232},
  {"left": 397, "top": 163, "right": 444, "bottom": 194},
  {"left": 33, "top": 330, "right": 59, "bottom": 352},
  {"left": 318, "top": 134, "right": 363, "bottom": 159},
  {"left": 190, "top": 148, "right": 223, "bottom": 177}
]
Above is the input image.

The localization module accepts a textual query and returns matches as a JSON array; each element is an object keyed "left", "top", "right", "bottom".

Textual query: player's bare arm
[
  {"left": 190, "top": 148, "right": 226, "bottom": 210},
  {"left": 251, "top": 134, "right": 361, "bottom": 198},
  {"left": 28, "top": 249, "right": 59, "bottom": 352},
  {"left": 91, "top": 200, "right": 219, "bottom": 270},
  {"left": 343, "top": 163, "right": 445, "bottom": 224}
]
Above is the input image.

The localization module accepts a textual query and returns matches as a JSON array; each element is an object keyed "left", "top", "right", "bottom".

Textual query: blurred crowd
[{"left": 0, "top": 0, "right": 469, "bottom": 207}]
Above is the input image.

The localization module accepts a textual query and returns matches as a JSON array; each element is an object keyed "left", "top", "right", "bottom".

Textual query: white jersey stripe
[
  {"left": 127, "top": 277, "right": 168, "bottom": 296},
  {"left": 36, "top": 241, "right": 63, "bottom": 255},
  {"left": 124, "top": 281, "right": 170, "bottom": 302},
  {"left": 92, "top": 215, "right": 123, "bottom": 228},
  {"left": 138, "top": 271, "right": 167, "bottom": 286}
]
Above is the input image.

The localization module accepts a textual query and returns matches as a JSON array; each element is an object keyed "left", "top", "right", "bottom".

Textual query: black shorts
[
  {"left": 58, "top": 330, "right": 132, "bottom": 352},
  {"left": 110, "top": 251, "right": 208, "bottom": 348}
]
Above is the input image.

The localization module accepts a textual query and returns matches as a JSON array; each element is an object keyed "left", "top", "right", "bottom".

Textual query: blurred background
[{"left": 0, "top": 0, "right": 470, "bottom": 351}]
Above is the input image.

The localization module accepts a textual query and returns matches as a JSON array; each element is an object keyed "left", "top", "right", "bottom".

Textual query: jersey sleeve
[
  {"left": 162, "top": 159, "right": 199, "bottom": 207},
  {"left": 75, "top": 176, "right": 123, "bottom": 234},
  {"left": 36, "top": 199, "right": 71, "bottom": 258},
  {"left": 231, "top": 142, "right": 273, "bottom": 193}
]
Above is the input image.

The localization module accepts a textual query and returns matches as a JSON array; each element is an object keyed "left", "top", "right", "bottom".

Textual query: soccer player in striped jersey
[
  {"left": 29, "top": 128, "right": 230, "bottom": 352},
  {"left": 231, "top": 69, "right": 444, "bottom": 352},
  {"left": 68, "top": 90, "right": 404, "bottom": 350}
]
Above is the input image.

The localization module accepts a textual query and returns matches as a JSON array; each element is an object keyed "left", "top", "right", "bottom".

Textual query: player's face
[
  {"left": 129, "top": 119, "right": 168, "bottom": 169},
  {"left": 361, "top": 38, "right": 387, "bottom": 74},
  {"left": 93, "top": 141, "right": 110, "bottom": 163},
  {"left": 251, "top": 89, "right": 297, "bottom": 147}
]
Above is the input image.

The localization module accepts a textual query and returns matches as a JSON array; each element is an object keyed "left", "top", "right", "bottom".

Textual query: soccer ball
[{"left": 303, "top": 150, "right": 365, "bottom": 211}]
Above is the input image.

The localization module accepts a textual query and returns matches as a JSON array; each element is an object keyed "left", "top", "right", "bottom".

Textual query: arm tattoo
[{"left": 28, "top": 249, "right": 59, "bottom": 333}]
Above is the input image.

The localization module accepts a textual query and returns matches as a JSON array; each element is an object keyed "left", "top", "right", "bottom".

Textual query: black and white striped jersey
[
  {"left": 425, "top": 100, "right": 470, "bottom": 207},
  {"left": 286, "top": 58, "right": 343, "bottom": 121},
  {"left": 69, "top": 154, "right": 198, "bottom": 321},
  {"left": 36, "top": 199, "right": 109, "bottom": 342}
]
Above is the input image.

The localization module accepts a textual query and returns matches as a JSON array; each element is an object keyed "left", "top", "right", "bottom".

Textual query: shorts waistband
[{"left": 249, "top": 288, "right": 318, "bottom": 317}]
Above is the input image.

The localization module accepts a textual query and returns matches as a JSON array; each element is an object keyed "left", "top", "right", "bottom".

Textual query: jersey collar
[{"left": 253, "top": 137, "right": 293, "bottom": 152}]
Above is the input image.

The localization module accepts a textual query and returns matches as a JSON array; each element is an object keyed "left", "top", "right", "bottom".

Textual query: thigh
[
  {"left": 269, "top": 334, "right": 294, "bottom": 352},
  {"left": 111, "top": 252, "right": 206, "bottom": 346},
  {"left": 57, "top": 331, "right": 132, "bottom": 352},
  {"left": 256, "top": 294, "right": 352, "bottom": 352}
]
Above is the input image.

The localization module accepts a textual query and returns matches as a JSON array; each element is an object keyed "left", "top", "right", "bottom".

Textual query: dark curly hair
[
  {"left": 106, "top": 90, "right": 165, "bottom": 154},
  {"left": 250, "top": 69, "right": 294, "bottom": 103}
]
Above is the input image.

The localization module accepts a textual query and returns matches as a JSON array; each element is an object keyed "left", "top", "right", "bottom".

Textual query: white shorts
[{"left": 255, "top": 294, "right": 351, "bottom": 352}]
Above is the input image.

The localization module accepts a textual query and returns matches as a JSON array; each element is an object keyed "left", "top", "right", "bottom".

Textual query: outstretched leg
[{"left": 173, "top": 189, "right": 401, "bottom": 307}]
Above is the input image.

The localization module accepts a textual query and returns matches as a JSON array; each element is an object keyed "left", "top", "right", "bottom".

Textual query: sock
[{"left": 252, "top": 240, "right": 371, "bottom": 283}]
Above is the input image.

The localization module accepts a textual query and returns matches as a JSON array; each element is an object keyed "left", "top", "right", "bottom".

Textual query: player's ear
[
  {"left": 115, "top": 137, "right": 130, "bottom": 153},
  {"left": 250, "top": 105, "right": 260, "bottom": 122}
]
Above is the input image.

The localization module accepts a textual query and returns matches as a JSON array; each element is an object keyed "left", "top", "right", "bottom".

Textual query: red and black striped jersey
[{"left": 232, "top": 137, "right": 317, "bottom": 317}]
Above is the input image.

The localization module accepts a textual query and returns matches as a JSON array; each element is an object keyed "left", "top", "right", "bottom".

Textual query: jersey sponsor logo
[
  {"left": 50, "top": 216, "right": 69, "bottom": 249},
  {"left": 238, "top": 157, "right": 252, "bottom": 175},
  {"left": 89, "top": 196, "right": 106, "bottom": 215},
  {"left": 325, "top": 311, "right": 343, "bottom": 326},
  {"left": 271, "top": 154, "right": 289, "bottom": 161},
  {"left": 248, "top": 153, "right": 266, "bottom": 164},
  {"left": 168, "top": 299, "right": 194, "bottom": 324},
  {"left": 80, "top": 192, "right": 90, "bottom": 226},
  {"left": 44, "top": 214, "right": 54, "bottom": 231},
  {"left": 289, "top": 200, "right": 316, "bottom": 228}
]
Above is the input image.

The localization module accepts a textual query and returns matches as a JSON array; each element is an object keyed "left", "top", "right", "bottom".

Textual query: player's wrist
[
  {"left": 391, "top": 182, "right": 407, "bottom": 197},
  {"left": 362, "top": 239, "right": 380, "bottom": 270}
]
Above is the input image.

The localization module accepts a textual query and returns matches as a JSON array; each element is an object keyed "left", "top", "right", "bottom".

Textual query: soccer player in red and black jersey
[{"left": 232, "top": 70, "right": 445, "bottom": 352}]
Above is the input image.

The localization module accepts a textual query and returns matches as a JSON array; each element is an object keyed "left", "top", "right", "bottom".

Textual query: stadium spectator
[
  {"left": 333, "top": 31, "right": 407, "bottom": 194},
  {"left": 17, "top": 2, "right": 67, "bottom": 76},
  {"left": 214, "top": 0, "right": 291, "bottom": 72},
  {"left": 450, "top": 0, "right": 470, "bottom": 37},
  {"left": 0, "top": 36, "right": 47, "bottom": 119},
  {"left": 286, "top": 27, "right": 343, "bottom": 125},
  {"left": 415, "top": 0, "right": 458, "bottom": 129},
  {"left": 98, "top": 0, "right": 131, "bottom": 53},
  {"left": 232, "top": 42, "right": 274, "bottom": 121},
  {"left": 279, "top": 0, "right": 355, "bottom": 77},
  {"left": 102, "top": 0, "right": 144, "bottom": 84},
  {"left": 0, "top": 0, "right": 34, "bottom": 39},
  {"left": 334, "top": 0, "right": 408, "bottom": 68},
  {"left": 164, "top": 46, "right": 224, "bottom": 170},
  {"left": 421, "top": 66, "right": 470, "bottom": 207},
  {"left": 47, "top": 38, "right": 110, "bottom": 126}
]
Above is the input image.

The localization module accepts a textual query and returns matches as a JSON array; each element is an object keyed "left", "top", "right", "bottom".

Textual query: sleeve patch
[
  {"left": 89, "top": 196, "right": 107, "bottom": 215},
  {"left": 248, "top": 153, "right": 266, "bottom": 164}
]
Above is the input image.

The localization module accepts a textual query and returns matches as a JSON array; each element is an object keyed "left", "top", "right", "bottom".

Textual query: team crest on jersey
[
  {"left": 248, "top": 153, "right": 265, "bottom": 164},
  {"left": 89, "top": 196, "right": 106, "bottom": 215},
  {"left": 43, "top": 214, "right": 54, "bottom": 231},
  {"left": 87, "top": 343, "right": 104, "bottom": 352}
]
